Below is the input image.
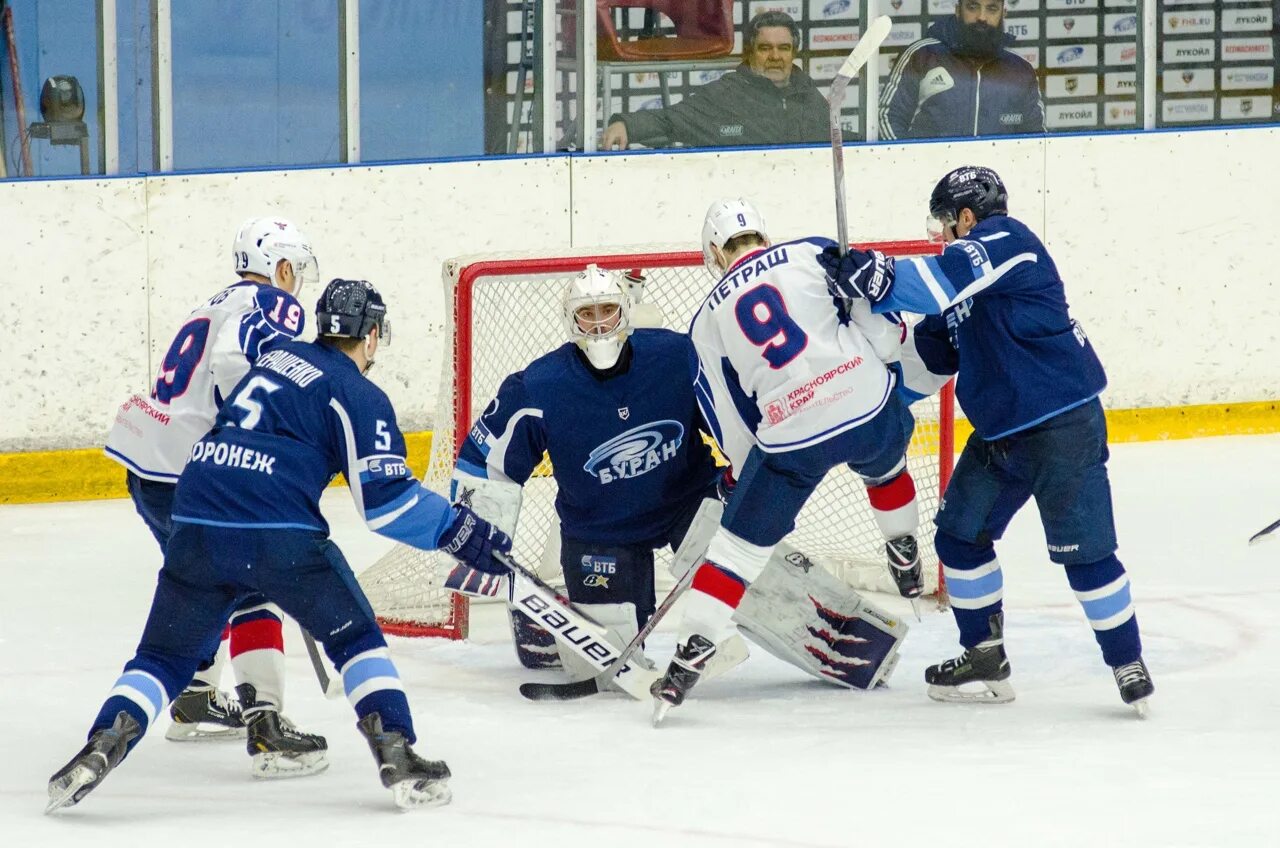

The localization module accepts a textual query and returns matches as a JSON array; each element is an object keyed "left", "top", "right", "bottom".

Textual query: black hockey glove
[
  {"left": 817, "top": 246, "right": 895, "bottom": 304},
  {"left": 440, "top": 506, "right": 512, "bottom": 575}
]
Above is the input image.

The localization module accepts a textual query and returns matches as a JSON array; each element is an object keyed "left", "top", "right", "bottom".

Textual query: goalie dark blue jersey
[
  {"left": 173, "top": 339, "right": 453, "bottom": 550},
  {"left": 457, "top": 328, "right": 720, "bottom": 547},
  {"left": 880, "top": 215, "right": 1108, "bottom": 440}
]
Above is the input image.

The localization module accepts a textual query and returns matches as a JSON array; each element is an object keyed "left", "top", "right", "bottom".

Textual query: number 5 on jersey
[
  {"left": 230, "top": 376, "right": 281, "bottom": 429},
  {"left": 734, "top": 285, "right": 808, "bottom": 369}
]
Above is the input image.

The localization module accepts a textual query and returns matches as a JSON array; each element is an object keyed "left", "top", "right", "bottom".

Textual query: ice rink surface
[{"left": 3, "top": 434, "right": 1278, "bottom": 847}]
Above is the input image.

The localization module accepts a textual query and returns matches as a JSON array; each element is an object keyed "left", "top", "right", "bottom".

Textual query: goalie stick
[
  {"left": 519, "top": 559, "right": 696, "bottom": 701},
  {"left": 1249, "top": 517, "right": 1280, "bottom": 546},
  {"left": 497, "top": 551, "right": 659, "bottom": 700}
]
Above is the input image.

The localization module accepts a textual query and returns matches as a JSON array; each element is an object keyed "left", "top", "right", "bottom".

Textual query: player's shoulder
[
  {"left": 774, "top": 235, "right": 835, "bottom": 254},
  {"left": 971, "top": 215, "right": 1040, "bottom": 247},
  {"left": 630, "top": 326, "right": 691, "bottom": 353},
  {"left": 518, "top": 342, "right": 578, "bottom": 390}
]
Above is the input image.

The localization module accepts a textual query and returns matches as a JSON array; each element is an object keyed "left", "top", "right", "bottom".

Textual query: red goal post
[{"left": 358, "top": 241, "right": 954, "bottom": 639}]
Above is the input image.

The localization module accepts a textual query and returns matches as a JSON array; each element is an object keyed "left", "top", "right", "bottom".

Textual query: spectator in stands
[
  {"left": 879, "top": 0, "right": 1044, "bottom": 140},
  {"left": 601, "top": 11, "right": 829, "bottom": 150}
]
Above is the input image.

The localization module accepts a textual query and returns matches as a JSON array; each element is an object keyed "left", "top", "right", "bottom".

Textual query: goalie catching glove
[
  {"left": 439, "top": 505, "right": 512, "bottom": 574},
  {"left": 817, "top": 246, "right": 895, "bottom": 305}
]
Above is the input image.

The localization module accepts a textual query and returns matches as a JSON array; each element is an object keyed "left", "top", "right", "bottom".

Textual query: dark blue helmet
[
  {"left": 316, "top": 278, "right": 388, "bottom": 340},
  {"left": 929, "top": 166, "right": 1008, "bottom": 222}
]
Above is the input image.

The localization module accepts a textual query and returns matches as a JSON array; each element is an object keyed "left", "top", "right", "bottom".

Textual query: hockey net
[{"left": 358, "top": 242, "right": 954, "bottom": 639}]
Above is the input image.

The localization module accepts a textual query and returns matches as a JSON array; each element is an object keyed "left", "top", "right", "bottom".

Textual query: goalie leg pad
[
  {"left": 508, "top": 607, "right": 562, "bottom": 670},
  {"left": 732, "top": 542, "right": 909, "bottom": 690}
]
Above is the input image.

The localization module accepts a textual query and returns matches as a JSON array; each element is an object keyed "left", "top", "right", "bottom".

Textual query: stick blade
[
  {"left": 1249, "top": 517, "right": 1280, "bottom": 545},
  {"left": 837, "top": 15, "right": 894, "bottom": 79},
  {"left": 519, "top": 678, "right": 601, "bottom": 701}
]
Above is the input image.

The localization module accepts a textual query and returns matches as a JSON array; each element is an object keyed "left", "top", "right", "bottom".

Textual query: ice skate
[
  {"left": 651, "top": 634, "right": 718, "bottom": 726},
  {"left": 45, "top": 711, "right": 140, "bottom": 814},
  {"left": 238, "top": 684, "right": 328, "bottom": 779},
  {"left": 164, "top": 685, "right": 246, "bottom": 741},
  {"left": 357, "top": 712, "right": 452, "bottom": 810},
  {"left": 925, "top": 612, "right": 1014, "bottom": 703},
  {"left": 1112, "top": 657, "right": 1154, "bottom": 718},
  {"left": 886, "top": 535, "right": 924, "bottom": 600}
]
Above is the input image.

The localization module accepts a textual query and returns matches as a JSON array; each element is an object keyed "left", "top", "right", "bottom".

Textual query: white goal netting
[{"left": 358, "top": 243, "right": 953, "bottom": 638}]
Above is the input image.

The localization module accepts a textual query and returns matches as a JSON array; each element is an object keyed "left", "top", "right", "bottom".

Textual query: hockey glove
[
  {"left": 440, "top": 506, "right": 513, "bottom": 575},
  {"left": 817, "top": 246, "right": 895, "bottom": 304}
]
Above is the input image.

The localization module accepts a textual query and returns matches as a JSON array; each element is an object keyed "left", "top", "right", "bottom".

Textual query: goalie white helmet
[
  {"left": 701, "top": 198, "right": 769, "bottom": 279},
  {"left": 232, "top": 216, "right": 319, "bottom": 295},
  {"left": 562, "top": 264, "right": 633, "bottom": 370}
]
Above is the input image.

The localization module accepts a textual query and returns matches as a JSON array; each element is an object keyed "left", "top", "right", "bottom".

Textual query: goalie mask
[
  {"left": 562, "top": 265, "right": 632, "bottom": 370},
  {"left": 701, "top": 198, "right": 768, "bottom": 279},
  {"left": 232, "top": 216, "right": 319, "bottom": 294}
]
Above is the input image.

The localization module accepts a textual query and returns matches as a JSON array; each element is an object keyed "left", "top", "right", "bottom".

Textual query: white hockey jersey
[
  {"left": 105, "top": 280, "right": 306, "bottom": 482},
  {"left": 689, "top": 237, "right": 897, "bottom": 470}
]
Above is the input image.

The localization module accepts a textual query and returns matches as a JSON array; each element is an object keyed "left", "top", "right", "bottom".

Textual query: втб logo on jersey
[{"left": 584, "top": 420, "right": 684, "bottom": 484}]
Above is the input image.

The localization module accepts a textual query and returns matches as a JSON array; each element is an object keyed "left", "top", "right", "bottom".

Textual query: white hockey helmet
[
  {"left": 232, "top": 216, "right": 319, "bottom": 294},
  {"left": 701, "top": 198, "right": 768, "bottom": 279},
  {"left": 562, "top": 264, "right": 633, "bottom": 370}
]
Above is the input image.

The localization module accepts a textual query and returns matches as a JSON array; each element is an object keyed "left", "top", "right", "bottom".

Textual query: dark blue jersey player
[
  {"left": 47, "top": 279, "right": 513, "bottom": 815},
  {"left": 448, "top": 266, "right": 721, "bottom": 678},
  {"left": 820, "top": 166, "right": 1154, "bottom": 715}
]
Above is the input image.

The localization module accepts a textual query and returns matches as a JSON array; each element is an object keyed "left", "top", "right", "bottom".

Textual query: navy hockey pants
[
  {"left": 723, "top": 394, "right": 914, "bottom": 548},
  {"left": 560, "top": 488, "right": 710, "bottom": 630},
  {"left": 125, "top": 471, "right": 273, "bottom": 671},
  {"left": 93, "top": 523, "right": 414, "bottom": 745},
  {"left": 935, "top": 398, "right": 1117, "bottom": 564}
]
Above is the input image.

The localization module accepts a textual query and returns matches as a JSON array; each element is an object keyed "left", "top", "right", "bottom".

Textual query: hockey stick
[
  {"left": 302, "top": 631, "right": 343, "bottom": 699},
  {"left": 1249, "top": 517, "right": 1280, "bottom": 546},
  {"left": 828, "top": 15, "right": 892, "bottom": 258},
  {"left": 519, "top": 559, "right": 696, "bottom": 701},
  {"left": 824, "top": 18, "right": 926, "bottom": 621},
  {"left": 498, "top": 551, "right": 659, "bottom": 700}
]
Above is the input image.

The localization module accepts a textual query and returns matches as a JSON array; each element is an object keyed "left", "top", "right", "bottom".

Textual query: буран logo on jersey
[{"left": 583, "top": 420, "right": 684, "bottom": 484}]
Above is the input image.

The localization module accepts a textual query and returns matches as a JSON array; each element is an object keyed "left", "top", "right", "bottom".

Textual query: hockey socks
[
  {"left": 340, "top": 646, "right": 416, "bottom": 744},
  {"left": 865, "top": 470, "right": 918, "bottom": 541},
  {"left": 229, "top": 602, "right": 286, "bottom": 709},
  {"left": 1064, "top": 554, "right": 1142, "bottom": 668},
  {"left": 935, "top": 530, "right": 1004, "bottom": 649},
  {"left": 676, "top": 529, "right": 772, "bottom": 637}
]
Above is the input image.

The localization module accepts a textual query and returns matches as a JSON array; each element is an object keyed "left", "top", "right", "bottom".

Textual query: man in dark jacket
[
  {"left": 601, "top": 11, "right": 829, "bottom": 150},
  {"left": 879, "top": 0, "right": 1044, "bottom": 140}
]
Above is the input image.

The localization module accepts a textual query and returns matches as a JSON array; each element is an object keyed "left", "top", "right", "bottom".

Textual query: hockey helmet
[
  {"left": 232, "top": 216, "right": 319, "bottom": 294},
  {"left": 701, "top": 198, "right": 769, "bottom": 279},
  {"left": 927, "top": 166, "right": 1008, "bottom": 240},
  {"left": 562, "top": 264, "right": 632, "bottom": 370},
  {"left": 316, "top": 278, "right": 389, "bottom": 341}
]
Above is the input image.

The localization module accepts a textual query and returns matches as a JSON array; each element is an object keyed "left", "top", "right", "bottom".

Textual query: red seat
[{"left": 596, "top": 0, "right": 735, "bottom": 62}]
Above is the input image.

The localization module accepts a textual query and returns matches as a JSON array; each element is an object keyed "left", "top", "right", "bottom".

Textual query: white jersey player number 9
[{"left": 734, "top": 286, "right": 809, "bottom": 370}]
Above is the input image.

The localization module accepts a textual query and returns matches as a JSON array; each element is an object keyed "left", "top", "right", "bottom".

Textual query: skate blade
[
  {"left": 164, "top": 720, "right": 247, "bottom": 742},
  {"left": 927, "top": 680, "right": 1015, "bottom": 704},
  {"left": 909, "top": 598, "right": 922, "bottom": 622},
  {"left": 250, "top": 750, "right": 330, "bottom": 780},
  {"left": 45, "top": 765, "right": 96, "bottom": 815},
  {"left": 391, "top": 778, "right": 452, "bottom": 810},
  {"left": 1130, "top": 697, "right": 1151, "bottom": 719},
  {"left": 651, "top": 699, "right": 673, "bottom": 727}
]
